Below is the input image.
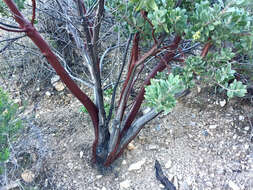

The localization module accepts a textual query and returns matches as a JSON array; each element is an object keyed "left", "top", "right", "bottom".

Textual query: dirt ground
[{"left": 2, "top": 85, "right": 251, "bottom": 190}]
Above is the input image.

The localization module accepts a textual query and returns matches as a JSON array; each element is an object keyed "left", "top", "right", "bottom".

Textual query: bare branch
[
  {"left": 31, "top": 0, "right": 36, "bottom": 26},
  {"left": 117, "top": 109, "right": 160, "bottom": 152},
  {"left": 106, "top": 34, "right": 133, "bottom": 125},
  {"left": 99, "top": 43, "right": 126, "bottom": 77},
  {"left": 0, "top": 25, "right": 27, "bottom": 32},
  {"left": 0, "top": 21, "right": 19, "bottom": 29},
  {"left": 0, "top": 35, "right": 26, "bottom": 53}
]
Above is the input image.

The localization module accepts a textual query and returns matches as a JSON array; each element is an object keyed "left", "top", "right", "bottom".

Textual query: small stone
[
  {"left": 244, "top": 126, "right": 250, "bottom": 131},
  {"left": 149, "top": 144, "right": 158, "bottom": 150},
  {"left": 13, "top": 98, "right": 22, "bottom": 105},
  {"left": 51, "top": 75, "right": 60, "bottom": 84},
  {"left": 36, "top": 87, "right": 40, "bottom": 91},
  {"left": 199, "top": 158, "right": 204, "bottom": 163},
  {"left": 120, "top": 180, "right": 131, "bottom": 189},
  {"left": 96, "top": 175, "right": 102, "bottom": 179},
  {"left": 220, "top": 100, "right": 226, "bottom": 107},
  {"left": 67, "top": 163, "right": 73, "bottom": 169},
  {"left": 21, "top": 170, "right": 35, "bottom": 183},
  {"left": 228, "top": 180, "right": 240, "bottom": 190},
  {"left": 197, "top": 86, "right": 201, "bottom": 93},
  {"left": 80, "top": 151, "right": 84, "bottom": 158},
  {"left": 209, "top": 124, "right": 217, "bottom": 129},
  {"left": 244, "top": 144, "right": 250, "bottom": 150},
  {"left": 122, "top": 160, "right": 127, "bottom": 165},
  {"left": 217, "top": 168, "right": 225, "bottom": 175},
  {"left": 190, "top": 121, "right": 196, "bottom": 127},
  {"left": 202, "top": 129, "right": 209, "bottom": 136},
  {"left": 156, "top": 125, "right": 161, "bottom": 131},
  {"left": 101, "top": 187, "right": 107, "bottom": 190},
  {"left": 54, "top": 82, "right": 65, "bottom": 91},
  {"left": 206, "top": 181, "right": 213, "bottom": 187},
  {"left": 138, "top": 135, "right": 145, "bottom": 140},
  {"left": 239, "top": 115, "right": 244, "bottom": 121},
  {"left": 128, "top": 158, "right": 146, "bottom": 171},
  {"left": 165, "top": 160, "right": 172, "bottom": 169},
  {"left": 45, "top": 91, "right": 51, "bottom": 97},
  {"left": 127, "top": 142, "right": 136, "bottom": 150},
  {"left": 159, "top": 184, "right": 165, "bottom": 189}
]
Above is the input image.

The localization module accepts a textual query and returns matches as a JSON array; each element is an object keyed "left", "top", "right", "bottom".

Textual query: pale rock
[
  {"left": 190, "top": 121, "right": 196, "bottom": 127},
  {"left": 21, "top": 170, "right": 35, "bottom": 183},
  {"left": 197, "top": 86, "right": 201, "bottom": 93},
  {"left": 101, "top": 187, "right": 107, "bottom": 190},
  {"left": 209, "top": 124, "right": 217, "bottom": 129},
  {"left": 54, "top": 82, "right": 65, "bottom": 91},
  {"left": 165, "top": 160, "right": 172, "bottom": 169},
  {"left": 149, "top": 144, "right": 158, "bottom": 150},
  {"left": 51, "top": 75, "right": 60, "bottom": 84},
  {"left": 216, "top": 167, "right": 225, "bottom": 175},
  {"left": 127, "top": 142, "right": 136, "bottom": 150},
  {"left": 67, "top": 162, "right": 73, "bottom": 169},
  {"left": 96, "top": 175, "right": 102, "bottom": 179},
  {"left": 219, "top": 99, "right": 226, "bottom": 107},
  {"left": 120, "top": 180, "right": 131, "bottom": 189},
  {"left": 239, "top": 115, "right": 244, "bottom": 121},
  {"left": 45, "top": 91, "right": 51, "bottom": 97},
  {"left": 79, "top": 151, "right": 84, "bottom": 158},
  {"left": 13, "top": 98, "right": 22, "bottom": 105},
  {"left": 228, "top": 180, "right": 240, "bottom": 190},
  {"left": 122, "top": 160, "right": 127, "bottom": 165},
  {"left": 206, "top": 181, "right": 213, "bottom": 187},
  {"left": 128, "top": 158, "right": 146, "bottom": 171},
  {"left": 138, "top": 135, "right": 145, "bottom": 140},
  {"left": 159, "top": 184, "right": 165, "bottom": 189},
  {"left": 244, "top": 144, "right": 250, "bottom": 150}
]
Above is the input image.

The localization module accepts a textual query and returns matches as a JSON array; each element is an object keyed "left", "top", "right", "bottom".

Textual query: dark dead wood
[{"left": 155, "top": 160, "right": 176, "bottom": 190}]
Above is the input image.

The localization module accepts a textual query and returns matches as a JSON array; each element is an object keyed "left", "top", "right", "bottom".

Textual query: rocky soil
[{"left": 2, "top": 83, "right": 252, "bottom": 190}]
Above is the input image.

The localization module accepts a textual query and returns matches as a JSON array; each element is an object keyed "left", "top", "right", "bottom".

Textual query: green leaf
[
  {"left": 0, "top": 148, "right": 10, "bottom": 162},
  {"left": 227, "top": 80, "right": 247, "bottom": 98},
  {"left": 145, "top": 73, "right": 185, "bottom": 114}
]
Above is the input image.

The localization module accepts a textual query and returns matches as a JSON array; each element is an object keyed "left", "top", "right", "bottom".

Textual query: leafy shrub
[
  {"left": 0, "top": 88, "right": 22, "bottom": 173},
  {"left": 2, "top": 0, "right": 252, "bottom": 166}
]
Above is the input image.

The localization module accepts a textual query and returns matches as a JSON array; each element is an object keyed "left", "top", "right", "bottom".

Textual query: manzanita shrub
[{"left": 1, "top": 0, "right": 252, "bottom": 166}]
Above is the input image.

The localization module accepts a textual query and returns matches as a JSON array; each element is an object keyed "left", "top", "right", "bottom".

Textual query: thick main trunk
[{"left": 94, "top": 125, "right": 110, "bottom": 164}]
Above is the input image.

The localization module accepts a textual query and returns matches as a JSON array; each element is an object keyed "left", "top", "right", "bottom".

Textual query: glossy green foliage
[
  {"left": 126, "top": 0, "right": 252, "bottom": 113},
  {"left": 0, "top": 88, "right": 22, "bottom": 173},
  {"left": 145, "top": 73, "right": 185, "bottom": 114}
]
